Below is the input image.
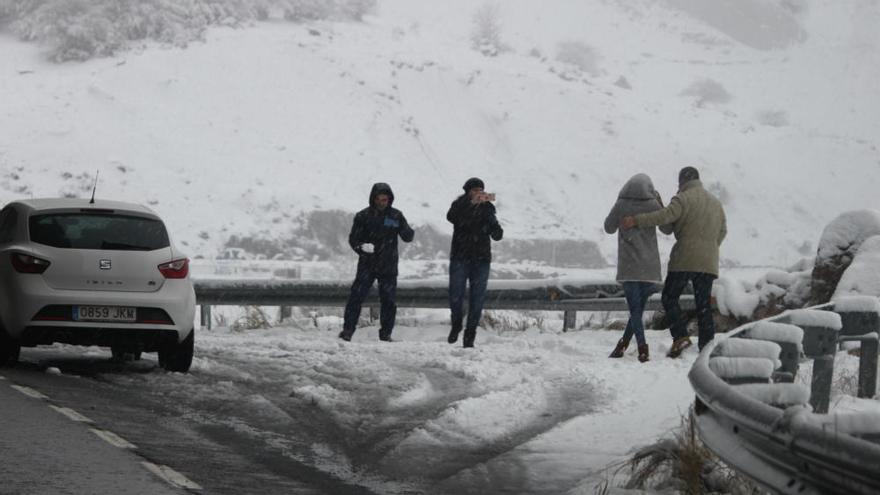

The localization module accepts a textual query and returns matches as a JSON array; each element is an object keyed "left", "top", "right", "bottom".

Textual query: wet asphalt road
[{"left": 0, "top": 348, "right": 377, "bottom": 495}]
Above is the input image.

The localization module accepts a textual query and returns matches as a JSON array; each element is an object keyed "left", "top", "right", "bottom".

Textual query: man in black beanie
[{"left": 446, "top": 177, "right": 503, "bottom": 348}]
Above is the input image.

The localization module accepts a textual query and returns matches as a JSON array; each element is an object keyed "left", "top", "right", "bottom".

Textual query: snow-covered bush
[
  {"left": 680, "top": 78, "right": 732, "bottom": 107},
  {"left": 714, "top": 259, "right": 813, "bottom": 323},
  {"left": 480, "top": 310, "right": 547, "bottom": 333},
  {"left": 816, "top": 210, "right": 880, "bottom": 262},
  {"left": 281, "top": 0, "right": 374, "bottom": 22},
  {"left": 555, "top": 41, "right": 600, "bottom": 77},
  {"left": 231, "top": 305, "right": 273, "bottom": 331},
  {"left": 833, "top": 235, "right": 880, "bottom": 299},
  {"left": 0, "top": 0, "right": 376, "bottom": 62},
  {"left": 810, "top": 210, "right": 880, "bottom": 304},
  {"left": 470, "top": 2, "right": 503, "bottom": 56}
]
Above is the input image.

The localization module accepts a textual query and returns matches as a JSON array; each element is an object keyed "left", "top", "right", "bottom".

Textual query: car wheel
[
  {"left": 0, "top": 331, "right": 21, "bottom": 367},
  {"left": 158, "top": 330, "right": 193, "bottom": 373}
]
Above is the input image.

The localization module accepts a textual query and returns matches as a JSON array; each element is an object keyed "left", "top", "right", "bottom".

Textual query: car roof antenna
[{"left": 89, "top": 170, "right": 99, "bottom": 204}]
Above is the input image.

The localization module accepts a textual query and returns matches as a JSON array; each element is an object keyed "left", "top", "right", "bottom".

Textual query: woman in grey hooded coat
[{"left": 604, "top": 174, "right": 672, "bottom": 362}]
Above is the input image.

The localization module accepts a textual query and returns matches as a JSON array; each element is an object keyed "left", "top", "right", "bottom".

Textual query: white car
[{"left": 0, "top": 198, "right": 196, "bottom": 372}]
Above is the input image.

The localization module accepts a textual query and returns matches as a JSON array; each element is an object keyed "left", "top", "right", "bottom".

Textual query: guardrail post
[
  {"left": 369, "top": 306, "right": 378, "bottom": 322},
  {"left": 790, "top": 309, "right": 842, "bottom": 414},
  {"left": 278, "top": 306, "right": 292, "bottom": 323},
  {"left": 835, "top": 299, "right": 880, "bottom": 399},
  {"left": 859, "top": 339, "right": 879, "bottom": 399},
  {"left": 810, "top": 356, "right": 834, "bottom": 414},
  {"left": 200, "top": 305, "right": 212, "bottom": 330},
  {"left": 563, "top": 310, "right": 576, "bottom": 332}
]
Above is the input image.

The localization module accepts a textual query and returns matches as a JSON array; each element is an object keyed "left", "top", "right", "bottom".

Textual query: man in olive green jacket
[{"left": 622, "top": 166, "right": 727, "bottom": 357}]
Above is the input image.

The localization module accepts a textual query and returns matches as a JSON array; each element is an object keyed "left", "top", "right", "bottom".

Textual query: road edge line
[
  {"left": 10, "top": 384, "right": 49, "bottom": 400},
  {"left": 49, "top": 405, "right": 95, "bottom": 423},
  {"left": 90, "top": 428, "right": 137, "bottom": 449},
  {"left": 142, "top": 462, "right": 203, "bottom": 490}
]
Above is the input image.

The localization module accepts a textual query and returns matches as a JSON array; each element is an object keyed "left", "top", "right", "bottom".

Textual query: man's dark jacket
[
  {"left": 447, "top": 195, "right": 503, "bottom": 261},
  {"left": 348, "top": 183, "right": 414, "bottom": 276}
]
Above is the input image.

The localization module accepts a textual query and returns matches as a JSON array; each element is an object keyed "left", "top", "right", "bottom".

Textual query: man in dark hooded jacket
[
  {"left": 339, "top": 183, "right": 414, "bottom": 342},
  {"left": 447, "top": 177, "right": 503, "bottom": 348}
]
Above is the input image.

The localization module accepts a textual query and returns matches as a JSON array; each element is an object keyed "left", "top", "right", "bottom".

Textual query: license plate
[{"left": 73, "top": 306, "right": 136, "bottom": 322}]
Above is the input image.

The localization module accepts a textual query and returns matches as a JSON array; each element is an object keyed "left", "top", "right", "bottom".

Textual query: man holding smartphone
[
  {"left": 340, "top": 182, "right": 414, "bottom": 342},
  {"left": 447, "top": 177, "right": 503, "bottom": 347}
]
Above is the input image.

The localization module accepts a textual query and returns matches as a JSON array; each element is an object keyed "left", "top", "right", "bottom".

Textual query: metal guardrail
[
  {"left": 192, "top": 278, "right": 695, "bottom": 330},
  {"left": 689, "top": 301, "right": 880, "bottom": 494}
]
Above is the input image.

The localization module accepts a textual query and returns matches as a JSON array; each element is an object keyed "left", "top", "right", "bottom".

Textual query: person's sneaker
[
  {"left": 447, "top": 328, "right": 461, "bottom": 344},
  {"left": 608, "top": 338, "right": 629, "bottom": 358},
  {"left": 338, "top": 331, "right": 352, "bottom": 342},
  {"left": 638, "top": 344, "right": 650, "bottom": 363},
  {"left": 666, "top": 337, "right": 692, "bottom": 358}
]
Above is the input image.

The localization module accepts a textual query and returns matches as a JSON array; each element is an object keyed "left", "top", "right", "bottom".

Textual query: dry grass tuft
[{"left": 616, "top": 409, "right": 761, "bottom": 494}]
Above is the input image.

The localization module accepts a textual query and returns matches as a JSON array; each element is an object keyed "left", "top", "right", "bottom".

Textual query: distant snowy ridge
[
  {"left": 1, "top": 0, "right": 878, "bottom": 268},
  {"left": 0, "top": 0, "right": 377, "bottom": 61}
]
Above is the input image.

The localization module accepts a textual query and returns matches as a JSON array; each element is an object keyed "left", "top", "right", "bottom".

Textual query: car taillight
[
  {"left": 11, "top": 253, "right": 51, "bottom": 274},
  {"left": 158, "top": 258, "right": 189, "bottom": 279}
]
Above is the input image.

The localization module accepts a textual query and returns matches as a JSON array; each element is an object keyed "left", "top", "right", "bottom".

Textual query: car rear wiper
[{"left": 100, "top": 241, "right": 151, "bottom": 251}]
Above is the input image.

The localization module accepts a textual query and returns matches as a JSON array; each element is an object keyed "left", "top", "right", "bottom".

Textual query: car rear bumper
[
  {"left": 21, "top": 325, "right": 180, "bottom": 352},
  {"left": 1, "top": 275, "right": 195, "bottom": 344}
]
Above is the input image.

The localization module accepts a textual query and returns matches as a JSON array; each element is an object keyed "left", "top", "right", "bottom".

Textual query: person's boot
[
  {"left": 338, "top": 331, "right": 352, "bottom": 342},
  {"left": 608, "top": 338, "right": 629, "bottom": 358},
  {"left": 666, "top": 336, "right": 692, "bottom": 358},
  {"left": 462, "top": 328, "right": 476, "bottom": 348},
  {"left": 379, "top": 331, "right": 394, "bottom": 342},
  {"left": 638, "top": 344, "right": 650, "bottom": 363},
  {"left": 448, "top": 326, "right": 461, "bottom": 344}
]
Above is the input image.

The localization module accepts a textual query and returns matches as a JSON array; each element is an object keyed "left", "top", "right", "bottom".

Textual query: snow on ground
[{"left": 97, "top": 319, "right": 697, "bottom": 494}]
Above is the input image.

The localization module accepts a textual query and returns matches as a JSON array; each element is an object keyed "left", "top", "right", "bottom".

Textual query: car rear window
[{"left": 29, "top": 213, "right": 170, "bottom": 251}]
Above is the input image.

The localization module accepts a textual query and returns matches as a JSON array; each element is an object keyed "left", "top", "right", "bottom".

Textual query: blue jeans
[
  {"left": 661, "top": 271, "right": 716, "bottom": 350},
  {"left": 342, "top": 262, "right": 397, "bottom": 339},
  {"left": 622, "top": 282, "right": 659, "bottom": 346},
  {"left": 448, "top": 259, "right": 491, "bottom": 340}
]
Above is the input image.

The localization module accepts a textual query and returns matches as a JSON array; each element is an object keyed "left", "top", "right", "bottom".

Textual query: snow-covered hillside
[{"left": 1, "top": 0, "right": 878, "bottom": 267}]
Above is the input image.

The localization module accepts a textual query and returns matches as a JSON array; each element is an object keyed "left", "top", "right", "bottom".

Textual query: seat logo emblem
[{"left": 99, "top": 259, "right": 111, "bottom": 270}]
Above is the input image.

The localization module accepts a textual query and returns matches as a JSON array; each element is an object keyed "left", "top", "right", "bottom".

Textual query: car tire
[
  {"left": 0, "top": 330, "right": 21, "bottom": 367},
  {"left": 158, "top": 329, "right": 194, "bottom": 373}
]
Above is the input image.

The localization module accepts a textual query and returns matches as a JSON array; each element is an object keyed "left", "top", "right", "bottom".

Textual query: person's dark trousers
[
  {"left": 622, "top": 282, "right": 659, "bottom": 347},
  {"left": 341, "top": 264, "right": 398, "bottom": 340},
  {"left": 661, "top": 271, "right": 717, "bottom": 350},
  {"left": 448, "top": 258, "right": 491, "bottom": 346}
]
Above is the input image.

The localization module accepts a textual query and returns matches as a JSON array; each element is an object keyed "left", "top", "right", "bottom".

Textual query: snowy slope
[{"left": 1, "top": 0, "right": 878, "bottom": 267}]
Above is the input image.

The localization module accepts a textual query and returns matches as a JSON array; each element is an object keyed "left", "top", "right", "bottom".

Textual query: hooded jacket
[
  {"left": 447, "top": 194, "right": 503, "bottom": 261},
  {"left": 635, "top": 179, "right": 727, "bottom": 276},
  {"left": 348, "top": 183, "right": 414, "bottom": 276},
  {"left": 604, "top": 174, "right": 672, "bottom": 283}
]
